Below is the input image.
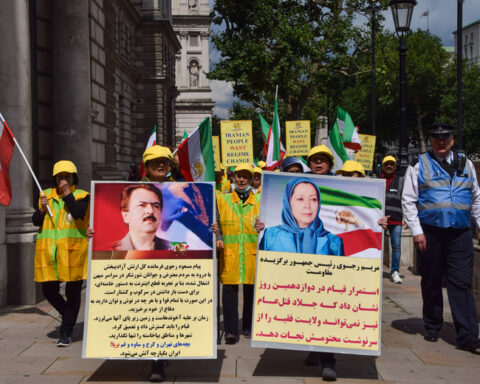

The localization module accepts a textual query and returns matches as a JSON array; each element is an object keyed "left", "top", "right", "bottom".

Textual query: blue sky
[{"left": 209, "top": 0, "right": 480, "bottom": 118}]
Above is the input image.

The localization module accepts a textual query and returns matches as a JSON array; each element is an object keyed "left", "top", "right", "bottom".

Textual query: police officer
[{"left": 402, "top": 123, "right": 480, "bottom": 352}]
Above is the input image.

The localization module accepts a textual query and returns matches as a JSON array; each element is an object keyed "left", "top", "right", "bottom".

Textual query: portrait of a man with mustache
[{"left": 112, "top": 184, "right": 170, "bottom": 251}]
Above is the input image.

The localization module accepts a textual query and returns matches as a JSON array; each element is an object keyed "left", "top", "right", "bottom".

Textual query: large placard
[
  {"left": 220, "top": 120, "right": 253, "bottom": 167},
  {"left": 83, "top": 181, "right": 216, "bottom": 359},
  {"left": 286, "top": 120, "right": 311, "bottom": 157},
  {"left": 253, "top": 172, "right": 384, "bottom": 355},
  {"left": 354, "top": 134, "right": 376, "bottom": 171}
]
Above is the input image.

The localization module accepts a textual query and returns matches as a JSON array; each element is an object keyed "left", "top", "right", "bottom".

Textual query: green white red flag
[
  {"left": 326, "top": 117, "right": 349, "bottom": 174},
  {"left": 265, "top": 98, "right": 285, "bottom": 170},
  {"left": 319, "top": 185, "right": 382, "bottom": 257},
  {"left": 258, "top": 113, "right": 270, "bottom": 157},
  {"left": 336, "top": 106, "right": 362, "bottom": 151},
  {"left": 177, "top": 117, "right": 215, "bottom": 182}
]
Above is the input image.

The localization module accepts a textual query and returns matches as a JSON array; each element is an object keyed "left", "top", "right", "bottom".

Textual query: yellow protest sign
[
  {"left": 354, "top": 134, "right": 376, "bottom": 171},
  {"left": 212, "top": 136, "right": 221, "bottom": 171},
  {"left": 220, "top": 121, "right": 253, "bottom": 167},
  {"left": 286, "top": 120, "right": 311, "bottom": 156}
]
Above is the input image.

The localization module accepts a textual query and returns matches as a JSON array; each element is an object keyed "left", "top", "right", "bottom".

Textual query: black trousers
[
  {"left": 418, "top": 225, "right": 478, "bottom": 345},
  {"left": 222, "top": 284, "right": 254, "bottom": 336},
  {"left": 42, "top": 280, "right": 83, "bottom": 337}
]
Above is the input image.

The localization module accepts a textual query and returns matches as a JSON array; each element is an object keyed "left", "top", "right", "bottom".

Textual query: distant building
[
  {"left": 172, "top": 0, "right": 214, "bottom": 141},
  {"left": 453, "top": 19, "right": 480, "bottom": 66}
]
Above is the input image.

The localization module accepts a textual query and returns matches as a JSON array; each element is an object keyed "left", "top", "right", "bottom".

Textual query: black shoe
[
  {"left": 225, "top": 333, "right": 237, "bottom": 344},
  {"left": 57, "top": 335, "right": 71, "bottom": 347},
  {"left": 243, "top": 330, "right": 251, "bottom": 339},
  {"left": 150, "top": 361, "right": 165, "bottom": 383},
  {"left": 459, "top": 337, "right": 480, "bottom": 353},
  {"left": 424, "top": 329, "right": 439, "bottom": 342},
  {"left": 305, "top": 351, "right": 321, "bottom": 367},
  {"left": 321, "top": 361, "right": 337, "bottom": 381}
]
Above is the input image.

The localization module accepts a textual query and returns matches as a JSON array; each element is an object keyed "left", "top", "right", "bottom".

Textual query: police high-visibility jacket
[
  {"left": 418, "top": 152, "right": 473, "bottom": 228},
  {"left": 34, "top": 187, "right": 90, "bottom": 282},
  {"left": 217, "top": 190, "right": 260, "bottom": 285}
]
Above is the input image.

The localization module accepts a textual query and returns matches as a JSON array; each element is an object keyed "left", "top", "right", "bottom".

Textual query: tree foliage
[{"left": 209, "top": 0, "right": 374, "bottom": 120}]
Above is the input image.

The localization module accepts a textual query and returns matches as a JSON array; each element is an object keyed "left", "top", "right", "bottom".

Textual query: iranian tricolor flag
[
  {"left": 326, "top": 117, "right": 349, "bottom": 174},
  {"left": 336, "top": 106, "right": 362, "bottom": 151},
  {"left": 0, "top": 114, "right": 14, "bottom": 206},
  {"left": 177, "top": 117, "right": 215, "bottom": 182},
  {"left": 265, "top": 98, "right": 286, "bottom": 170},
  {"left": 319, "top": 185, "right": 382, "bottom": 258},
  {"left": 140, "top": 125, "right": 157, "bottom": 178},
  {"left": 258, "top": 113, "right": 270, "bottom": 157}
]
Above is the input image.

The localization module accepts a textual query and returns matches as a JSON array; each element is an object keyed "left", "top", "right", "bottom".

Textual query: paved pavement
[{"left": 1, "top": 269, "right": 480, "bottom": 384}]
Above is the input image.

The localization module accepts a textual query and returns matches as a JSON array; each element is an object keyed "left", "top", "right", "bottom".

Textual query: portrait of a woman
[{"left": 259, "top": 177, "right": 344, "bottom": 256}]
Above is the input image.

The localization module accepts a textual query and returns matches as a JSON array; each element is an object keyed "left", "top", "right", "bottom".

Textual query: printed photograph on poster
[
  {"left": 91, "top": 182, "right": 214, "bottom": 260},
  {"left": 258, "top": 172, "right": 384, "bottom": 259},
  {"left": 253, "top": 172, "right": 385, "bottom": 356}
]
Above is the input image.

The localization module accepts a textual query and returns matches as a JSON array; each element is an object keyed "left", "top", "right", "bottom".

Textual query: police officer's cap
[{"left": 428, "top": 123, "right": 454, "bottom": 139}]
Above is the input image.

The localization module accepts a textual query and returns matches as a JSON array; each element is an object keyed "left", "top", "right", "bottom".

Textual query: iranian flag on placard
[
  {"left": 0, "top": 114, "right": 15, "bottom": 206},
  {"left": 326, "top": 118, "right": 349, "bottom": 174},
  {"left": 336, "top": 106, "right": 362, "bottom": 152},
  {"left": 177, "top": 117, "right": 215, "bottom": 182},
  {"left": 319, "top": 185, "right": 382, "bottom": 258},
  {"left": 265, "top": 99, "right": 286, "bottom": 170},
  {"left": 140, "top": 125, "right": 157, "bottom": 178}
]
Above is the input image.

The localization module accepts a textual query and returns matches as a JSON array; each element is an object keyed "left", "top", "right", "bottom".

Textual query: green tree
[
  {"left": 439, "top": 60, "right": 480, "bottom": 156},
  {"left": 208, "top": 0, "right": 375, "bottom": 120}
]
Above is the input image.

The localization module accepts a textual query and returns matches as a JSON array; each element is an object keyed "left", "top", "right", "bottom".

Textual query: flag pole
[{"left": 0, "top": 113, "right": 54, "bottom": 220}]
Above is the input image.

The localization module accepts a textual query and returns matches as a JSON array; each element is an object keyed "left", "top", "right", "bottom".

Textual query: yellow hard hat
[
  {"left": 257, "top": 160, "right": 267, "bottom": 169},
  {"left": 142, "top": 145, "right": 173, "bottom": 163},
  {"left": 382, "top": 155, "right": 396, "bottom": 165},
  {"left": 307, "top": 145, "right": 334, "bottom": 165},
  {"left": 234, "top": 163, "right": 254, "bottom": 176},
  {"left": 335, "top": 160, "right": 365, "bottom": 177},
  {"left": 53, "top": 160, "right": 77, "bottom": 176},
  {"left": 253, "top": 167, "right": 262, "bottom": 175}
]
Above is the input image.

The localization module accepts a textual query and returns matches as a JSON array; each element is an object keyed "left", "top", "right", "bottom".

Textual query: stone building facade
[
  {"left": 454, "top": 19, "right": 480, "bottom": 66},
  {"left": 0, "top": 0, "right": 181, "bottom": 305},
  {"left": 172, "top": 0, "right": 214, "bottom": 140}
]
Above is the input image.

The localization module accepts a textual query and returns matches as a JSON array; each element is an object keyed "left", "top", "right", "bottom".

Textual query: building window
[{"left": 190, "top": 35, "right": 199, "bottom": 47}]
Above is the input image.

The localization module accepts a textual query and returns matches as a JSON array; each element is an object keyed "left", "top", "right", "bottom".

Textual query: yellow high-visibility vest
[
  {"left": 217, "top": 190, "right": 260, "bottom": 285},
  {"left": 34, "top": 187, "right": 90, "bottom": 282}
]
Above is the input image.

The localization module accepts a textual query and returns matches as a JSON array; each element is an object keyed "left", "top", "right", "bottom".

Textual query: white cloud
[{"left": 210, "top": 80, "right": 236, "bottom": 119}]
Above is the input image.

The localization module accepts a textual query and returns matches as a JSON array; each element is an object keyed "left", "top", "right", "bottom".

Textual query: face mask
[{"left": 235, "top": 184, "right": 251, "bottom": 193}]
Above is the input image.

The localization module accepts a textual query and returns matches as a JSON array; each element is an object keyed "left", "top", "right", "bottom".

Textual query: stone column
[
  {"left": 200, "top": 31, "right": 209, "bottom": 87},
  {"left": 52, "top": 1, "right": 92, "bottom": 189},
  {"left": 0, "top": 0, "right": 39, "bottom": 304},
  {"left": 180, "top": 31, "right": 188, "bottom": 88}
]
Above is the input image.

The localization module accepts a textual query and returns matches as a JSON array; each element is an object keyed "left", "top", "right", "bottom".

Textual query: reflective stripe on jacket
[
  {"left": 217, "top": 190, "right": 260, "bottom": 285},
  {"left": 418, "top": 152, "right": 473, "bottom": 228},
  {"left": 34, "top": 187, "right": 90, "bottom": 282}
]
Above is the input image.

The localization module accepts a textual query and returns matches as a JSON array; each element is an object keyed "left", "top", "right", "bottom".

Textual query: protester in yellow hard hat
[
  {"left": 32, "top": 160, "right": 90, "bottom": 348},
  {"left": 213, "top": 163, "right": 260, "bottom": 344},
  {"left": 142, "top": 145, "right": 174, "bottom": 182},
  {"left": 335, "top": 160, "right": 365, "bottom": 177},
  {"left": 252, "top": 167, "right": 262, "bottom": 194},
  {"left": 307, "top": 145, "right": 334, "bottom": 175}
]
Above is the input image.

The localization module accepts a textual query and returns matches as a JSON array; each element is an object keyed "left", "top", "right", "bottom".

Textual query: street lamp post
[
  {"left": 389, "top": 0, "right": 416, "bottom": 176},
  {"left": 366, "top": 1, "right": 380, "bottom": 137}
]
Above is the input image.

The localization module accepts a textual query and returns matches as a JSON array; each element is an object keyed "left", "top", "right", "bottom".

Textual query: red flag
[
  {"left": 0, "top": 117, "right": 15, "bottom": 206},
  {"left": 420, "top": 10, "right": 428, "bottom": 18}
]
